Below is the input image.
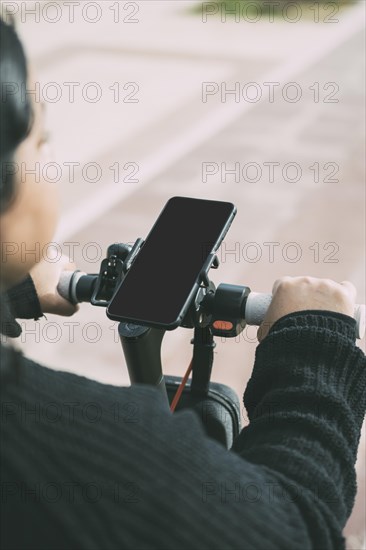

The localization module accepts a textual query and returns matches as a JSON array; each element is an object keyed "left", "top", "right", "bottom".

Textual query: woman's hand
[
  {"left": 29, "top": 255, "right": 79, "bottom": 316},
  {"left": 257, "top": 276, "right": 356, "bottom": 342}
]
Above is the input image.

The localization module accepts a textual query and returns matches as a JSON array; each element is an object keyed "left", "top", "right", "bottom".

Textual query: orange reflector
[{"left": 213, "top": 320, "right": 233, "bottom": 331}]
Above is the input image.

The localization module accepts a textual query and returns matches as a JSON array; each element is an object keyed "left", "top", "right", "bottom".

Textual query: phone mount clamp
[{"left": 91, "top": 240, "right": 252, "bottom": 405}]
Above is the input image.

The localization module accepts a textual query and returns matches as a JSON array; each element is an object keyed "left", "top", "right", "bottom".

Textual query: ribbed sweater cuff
[
  {"left": 268, "top": 310, "right": 358, "bottom": 341},
  {"left": 246, "top": 312, "right": 366, "bottom": 433},
  {"left": 6, "top": 275, "right": 43, "bottom": 320}
]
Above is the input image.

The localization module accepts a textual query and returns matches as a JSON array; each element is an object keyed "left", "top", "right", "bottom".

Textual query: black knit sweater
[{"left": 1, "top": 278, "right": 365, "bottom": 550}]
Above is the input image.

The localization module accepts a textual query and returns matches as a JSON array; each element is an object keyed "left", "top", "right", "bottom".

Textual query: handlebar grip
[
  {"left": 57, "top": 271, "right": 97, "bottom": 304},
  {"left": 244, "top": 293, "right": 272, "bottom": 327},
  {"left": 245, "top": 292, "right": 366, "bottom": 340}
]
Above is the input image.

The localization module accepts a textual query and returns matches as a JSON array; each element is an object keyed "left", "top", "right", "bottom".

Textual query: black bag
[{"left": 165, "top": 376, "right": 241, "bottom": 449}]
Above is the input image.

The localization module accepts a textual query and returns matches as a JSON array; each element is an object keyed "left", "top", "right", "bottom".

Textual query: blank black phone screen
[{"left": 107, "top": 197, "right": 235, "bottom": 327}]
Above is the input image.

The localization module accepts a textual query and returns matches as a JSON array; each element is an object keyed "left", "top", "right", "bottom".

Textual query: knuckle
[
  {"left": 299, "top": 276, "right": 315, "bottom": 286},
  {"left": 275, "top": 276, "right": 293, "bottom": 290}
]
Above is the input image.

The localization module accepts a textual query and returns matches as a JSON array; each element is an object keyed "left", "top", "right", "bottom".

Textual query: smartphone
[{"left": 107, "top": 196, "right": 236, "bottom": 330}]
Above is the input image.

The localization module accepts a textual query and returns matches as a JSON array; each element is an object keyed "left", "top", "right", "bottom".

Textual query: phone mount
[
  {"left": 91, "top": 240, "right": 251, "bottom": 408},
  {"left": 88, "top": 240, "right": 148, "bottom": 307}
]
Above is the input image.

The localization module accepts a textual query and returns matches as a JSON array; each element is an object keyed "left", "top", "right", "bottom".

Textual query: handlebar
[
  {"left": 245, "top": 292, "right": 365, "bottom": 340},
  {"left": 57, "top": 271, "right": 97, "bottom": 304},
  {"left": 58, "top": 271, "right": 366, "bottom": 339}
]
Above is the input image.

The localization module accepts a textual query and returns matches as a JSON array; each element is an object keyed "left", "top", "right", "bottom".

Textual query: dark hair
[{"left": 0, "top": 18, "right": 33, "bottom": 212}]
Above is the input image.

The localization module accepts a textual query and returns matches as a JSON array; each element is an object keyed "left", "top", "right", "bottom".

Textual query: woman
[{"left": 1, "top": 17, "right": 365, "bottom": 550}]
